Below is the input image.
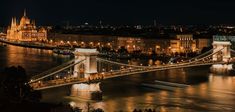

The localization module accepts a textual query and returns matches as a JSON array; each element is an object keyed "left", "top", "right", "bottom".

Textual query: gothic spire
[
  {"left": 11, "top": 18, "right": 14, "bottom": 26},
  {"left": 14, "top": 17, "right": 16, "bottom": 26},
  {"left": 24, "top": 9, "right": 27, "bottom": 17}
]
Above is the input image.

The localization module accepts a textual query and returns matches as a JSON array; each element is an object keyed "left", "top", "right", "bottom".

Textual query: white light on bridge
[
  {"left": 71, "top": 83, "right": 101, "bottom": 92},
  {"left": 69, "top": 102, "right": 76, "bottom": 108}
]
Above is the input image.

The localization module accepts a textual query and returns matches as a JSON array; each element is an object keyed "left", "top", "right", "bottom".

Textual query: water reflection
[
  {"left": 0, "top": 44, "right": 70, "bottom": 75},
  {"left": 209, "top": 75, "right": 235, "bottom": 91},
  {"left": 60, "top": 71, "right": 235, "bottom": 112}
]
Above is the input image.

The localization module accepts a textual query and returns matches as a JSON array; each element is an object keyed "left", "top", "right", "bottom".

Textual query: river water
[{"left": 0, "top": 44, "right": 235, "bottom": 112}]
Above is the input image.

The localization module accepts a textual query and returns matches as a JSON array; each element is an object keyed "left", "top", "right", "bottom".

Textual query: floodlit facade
[
  {"left": 7, "top": 10, "right": 47, "bottom": 41},
  {"left": 170, "top": 34, "right": 196, "bottom": 53}
]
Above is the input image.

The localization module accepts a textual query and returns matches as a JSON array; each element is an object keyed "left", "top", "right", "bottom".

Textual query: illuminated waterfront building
[
  {"left": 117, "top": 37, "right": 144, "bottom": 52},
  {"left": 7, "top": 10, "right": 47, "bottom": 41},
  {"left": 117, "top": 37, "right": 170, "bottom": 54},
  {"left": 170, "top": 34, "right": 196, "bottom": 53}
]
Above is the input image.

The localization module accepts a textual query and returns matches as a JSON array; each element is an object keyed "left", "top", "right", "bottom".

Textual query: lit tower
[
  {"left": 71, "top": 48, "right": 102, "bottom": 100},
  {"left": 211, "top": 36, "right": 233, "bottom": 73},
  {"left": 24, "top": 9, "right": 27, "bottom": 17}
]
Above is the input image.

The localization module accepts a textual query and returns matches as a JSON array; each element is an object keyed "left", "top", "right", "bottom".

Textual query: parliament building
[{"left": 7, "top": 10, "right": 47, "bottom": 41}]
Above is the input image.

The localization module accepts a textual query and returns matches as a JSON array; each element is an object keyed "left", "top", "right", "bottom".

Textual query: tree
[{"left": 0, "top": 66, "right": 41, "bottom": 103}]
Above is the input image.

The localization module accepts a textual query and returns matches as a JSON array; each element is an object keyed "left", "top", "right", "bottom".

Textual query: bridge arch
[
  {"left": 73, "top": 48, "right": 99, "bottom": 78},
  {"left": 212, "top": 41, "right": 231, "bottom": 62},
  {"left": 211, "top": 40, "right": 233, "bottom": 72}
]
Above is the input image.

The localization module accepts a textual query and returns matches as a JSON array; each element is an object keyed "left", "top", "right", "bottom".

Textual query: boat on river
[{"left": 141, "top": 80, "right": 190, "bottom": 91}]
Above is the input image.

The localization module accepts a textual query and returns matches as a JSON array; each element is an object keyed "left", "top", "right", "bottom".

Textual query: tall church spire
[
  {"left": 24, "top": 9, "right": 26, "bottom": 17},
  {"left": 14, "top": 17, "right": 17, "bottom": 26},
  {"left": 11, "top": 17, "right": 17, "bottom": 28},
  {"left": 11, "top": 18, "right": 14, "bottom": 26}
]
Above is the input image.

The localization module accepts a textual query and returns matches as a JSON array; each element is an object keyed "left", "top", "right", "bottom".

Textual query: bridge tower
[
  {"left": 73, "top": 48, "right": 98, "bottom": 78},
  {"left": 212, "top": 41, "right": 231, "bottom": 62},
  {"left": 72, "top": 48, "right": 102, "bottom": 100},
  {"left": 211, "top": 37, "right": 233, "bottom": 72}
]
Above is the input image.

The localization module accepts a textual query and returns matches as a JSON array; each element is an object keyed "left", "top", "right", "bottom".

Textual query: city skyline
[{"left": 1, "top": 0, "right": 235, "bottom": 26}]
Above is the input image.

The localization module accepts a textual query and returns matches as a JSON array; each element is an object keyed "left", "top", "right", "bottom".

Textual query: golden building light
[{"left": 6, "top": 10, "right": 47, "bottom": 42}]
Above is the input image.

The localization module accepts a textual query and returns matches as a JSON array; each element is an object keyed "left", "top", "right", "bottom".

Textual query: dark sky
[{"left": 1, "top": 0, "right": 235, "bottom": 26}]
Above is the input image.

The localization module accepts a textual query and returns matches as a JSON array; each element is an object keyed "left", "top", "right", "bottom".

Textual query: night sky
[{"left": 1, "top": 0, "right": 235, "bottom": 26}]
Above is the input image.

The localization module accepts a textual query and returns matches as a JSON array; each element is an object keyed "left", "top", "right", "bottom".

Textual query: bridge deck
[{"left": 31, "top": 61, "right": 231, "bottom": 90}]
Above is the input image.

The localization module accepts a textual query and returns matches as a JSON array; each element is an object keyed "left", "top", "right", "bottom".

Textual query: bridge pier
[
  {"left": 71, "top": 83, "right": 102, "bottom": 100},
  {"left": 211, "top": 64, "right": 233, "bottom": 73},
  {"left": 211, "top": 41, "right": 233, "bottom": 73},
  {"left": 72, "top": 48, "right": 102, "bottom": 100}
]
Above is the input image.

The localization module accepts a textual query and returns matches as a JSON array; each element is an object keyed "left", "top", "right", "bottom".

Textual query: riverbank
[{"left": 0, "top": 38, "right": 56, "bottom": 50}]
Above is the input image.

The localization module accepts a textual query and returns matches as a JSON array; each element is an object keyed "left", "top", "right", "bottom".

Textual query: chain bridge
[{"left": 29, "top": 40, "right": 235, "bottom": 100}]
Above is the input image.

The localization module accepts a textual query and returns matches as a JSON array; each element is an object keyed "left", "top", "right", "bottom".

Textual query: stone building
[{"left": 7, "top": 10, "right": 47, "bottom": 41}]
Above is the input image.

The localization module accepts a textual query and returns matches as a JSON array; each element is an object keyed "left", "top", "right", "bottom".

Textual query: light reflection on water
[
  {"left": 0, "top": 44, "right": 71, "bottom": 75},
  {"left": 40, "top": 71, "right": 235, "bottom": 112},
  {"left": 1, "top": 44, "right": 235, "bottom": 112}
]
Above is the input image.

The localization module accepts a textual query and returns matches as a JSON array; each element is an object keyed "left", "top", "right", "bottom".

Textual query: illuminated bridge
[{"left": 29, "top": 40, "right": 235, "bottom": 100}]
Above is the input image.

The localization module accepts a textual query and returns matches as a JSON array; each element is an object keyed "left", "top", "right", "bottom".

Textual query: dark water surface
[{"left": 1, "top": 44, "right": 235, "bottom": 112}]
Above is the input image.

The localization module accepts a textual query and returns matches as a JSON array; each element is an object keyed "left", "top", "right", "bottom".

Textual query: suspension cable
[
  {"left": 30, "top": 59, "right": 85, "bottom": 83},
  {"left": 97, "top": 48, "right": 224, "bottom": 69}
]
